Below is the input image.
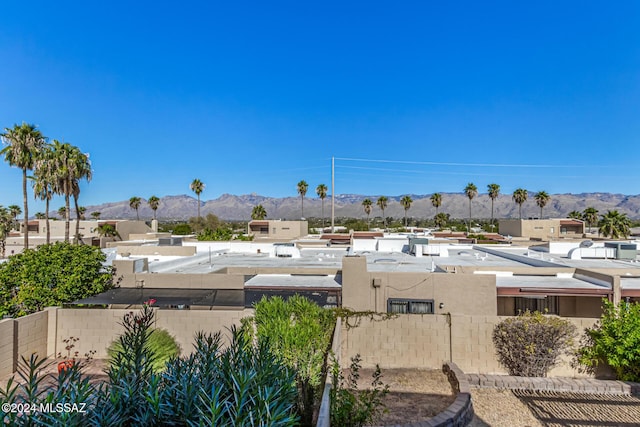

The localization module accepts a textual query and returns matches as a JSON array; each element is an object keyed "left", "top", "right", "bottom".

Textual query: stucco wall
[{"left": 0, "top": 319, "right": 16, "bottom": 376}]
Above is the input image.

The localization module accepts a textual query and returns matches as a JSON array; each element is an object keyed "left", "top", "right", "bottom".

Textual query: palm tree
[
  {"left": 129, "top": 196, "right": 142, "bottom": 221},
  {"left": 1, "top": 123, "right": 47, "bottom": 249},
  {"left": 57, "top": 206, "right": 66, "bottom": 219},
  {"left": 534, "top": 191, "right": 550, "bottom": 219},
  {"left": 32, "top": 145, "right": 56, "bottom": 244},
  {"left": 512, "top": 188, "right": 528, "bottom": 220},
  {"left": 77, "top": 206, "right": 86, "bottom": 220},
  {"left": 70, "top": 148, "right": 92, "bottom": 243},
  {"left": 434, "top": 212, "right": 449, "bottom": 229},
  {"left": 464, "top": 183, "right": 478, "bottom": 233},
  {"left": 400, "top": 195, "right": 413, "bottom": 227},
  {"left": 251, "top": 204, "right": 267, "bottom": 220},
  {"left": 316, "top": 184, "right": 328, "bottom": 228},
  {"left": 91, "top": 211, "right": 101, "bottom": 220},
  {"left": 190, "top": 179, "right": 205, "bottom": 219},
  {"left": 297, "top": 180, "right": 308, "bottom": 218},
  {"left": 430, "top": 193, "right": 442, "bottom": 215},
  {"left": 376, "top": 196, "right": 388, "bottom": 229},
  {"left": 487, "top": 183, "right": 500, "bottom": 229},
  {"left": 582, "top": 207, "right": 598, "bottom": 233},
  {"left": 34, "top": 212, "right": 45, "bottom": 219},
  {"left": 148, "top": 196, "right": 160, "bottom": 220},
  {"left": 0, "top": 206, "right": 14, "bottom": 258},
  {"left": 598, "top": 210, "right": 631, "bottom": 239},
  {"left": 7, "top": 205, "right": 21, "bottom": 231},
  {"left": 567, "top": 210, "right": 582, "bottom": 220},
  {"left": 362, "top": 198, "right": 373, "bottom": 230},
  {"left": 97, "top": 223, "right": 121, "bottom": 240}
]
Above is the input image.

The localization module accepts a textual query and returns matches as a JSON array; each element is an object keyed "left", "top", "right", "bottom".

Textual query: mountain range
[{"left": 77, "top": 192, "right": 640, "bottom": 221}]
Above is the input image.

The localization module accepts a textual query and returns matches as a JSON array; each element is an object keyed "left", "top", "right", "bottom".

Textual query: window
[
  {"left": 387, "top": 298, "right": 434, "bottom": 314},
  {"left": 514, "top": 296, "right": 559, "bottom": 315}
]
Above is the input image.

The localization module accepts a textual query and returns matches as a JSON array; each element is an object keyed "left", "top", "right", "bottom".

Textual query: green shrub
[
  {"left": 492, "top": 310, "right": 576, "bottom": 377},
  {"left": 575, "top": 300, "right": 640, "bottom": 381},
  {"left": 171, "top": 223, "right": 192, "bottom": 235},
  {"left": 330, "top": 354, "right": 389, "bottom": 427},
  {"left": 108, "top": 327, "right": 180, "bottom": 373}
]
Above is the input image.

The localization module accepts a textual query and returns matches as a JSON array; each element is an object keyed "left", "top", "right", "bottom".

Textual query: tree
[
  {"left": 1, "top": 123, "right": 47, "bottom": 249},
  {"left": 512, "top": 188, "right": 528, "bottom": 220},
  {"left": 434, "top": 212, "right": 449, "bottom": 229},
  {"left": 376, "top": 196, "right": 388, "bottom": 229},
  {"left": 430, "top": 193, "right": 442, "bottom": 216},
  {"left": 34, "top": 212, "right": 45, "bottom": 219},
  {"left": 77, "top": 206, "right": 86, "bottom": 220},
  {"left": 97, "top": 223, "right": 121, "bottom": 240},
  {"left": 251, "top": 204, "right": 267, "bottom": 220},
  {"left": 297, "top": 180, "right": 308, "bottom": 218},
  {"left": 400, "top": 195, "right": 413, "bottom": 227},
  {"left": 575, "top": 300, "right": 640, "bottom": 381},
  {"left": 0, "top": 242, "right": 115, "bottom": 317},
  {"left": 362, "top": 198, "right": 373, "bottom": 230},
  {"left": 316, "top": 183, "right": 328, "bottom": 228},
  {"left": 487, "top": 183, "right": 500, "bottom": 229},
  {"left": 0, "top": 206, "right": 13, "bottom": 258},
  {"left": 598, "top": 210, "right": 631, "bottom": 239},
  {"left": 464, "top": 183, "right": 478, "bottom": 233},
  {"left": 582, "top": 207, "right": 599, "bottom": 233},
  {"left": 190, "top": 179, "right": 205, "bottom": 219},
  {"left": 148, "top": 196, "right": 160, "bottom": 221},
  {"left": 7, "top": 205, "right": 21, "bottom": 231},
  {"left": 129, "top": 196, "right": 142, "bottom": 221},
  {"left": 57, "top": 206, "right": 67, "bottom": 219},
  {"left": 534, "top": 191, "right": 550, "bottom": 219},
  {"left": 70, "top": 148, "right": 92, "bottom": 243},
  {"left": 567, "top": 210, "right": 582, "bottom": 220},
  {"left": 91, "top": 211, "right": 101, "bottom": 220}
]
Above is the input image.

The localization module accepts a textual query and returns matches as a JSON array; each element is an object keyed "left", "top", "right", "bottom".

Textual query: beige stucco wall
[
  {"left": 498, "top": 219, "right": 584, "bottom": 240},
  {"left": 0, "top": 319, "right": 16, "bottom": 376},
  {"left": 249, "top": 220, "right": 308, "bottom": 240},
  {"left": 341, "top": 314, "right": 598, "bottom": 377}
]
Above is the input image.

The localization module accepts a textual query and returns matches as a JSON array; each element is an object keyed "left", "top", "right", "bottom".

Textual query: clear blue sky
[{"left": 1, "top": 1, "right": 639, "bottom": 212}]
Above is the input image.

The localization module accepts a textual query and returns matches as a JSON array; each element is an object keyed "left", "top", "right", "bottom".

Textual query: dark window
[
  {"left": 387, "top": 298, "right": 434, "bottom": 314},
  {"left": 514, "top": 296, "right": 559, "bottom": 315}
]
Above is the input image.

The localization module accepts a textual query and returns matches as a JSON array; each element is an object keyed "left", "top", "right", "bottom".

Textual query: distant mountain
[{"left": 77, "top": 192, "right": 640, "bottom": 221}]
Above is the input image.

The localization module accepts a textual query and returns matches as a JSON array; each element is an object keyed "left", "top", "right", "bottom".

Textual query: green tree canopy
[
  {"left": 598, "top": 210, "right": 631, "bottom": 239},
  {"left": 0, "top": 242, "right": 115, "bottom": 317},
  {"left": 534, "top": 191, "right": 550, "bottom": 219},
  {"left": 251, "top": 204, "right": 267, "bottom": 220},
  {"left": 376, "top": 196, "right": 388, "bottom": 229},
  {"left": 512, "top": 188, "right": 528, "bottom": 219},
  {"left": 430, "top": 193, "right": 442, "bottom": 215}
]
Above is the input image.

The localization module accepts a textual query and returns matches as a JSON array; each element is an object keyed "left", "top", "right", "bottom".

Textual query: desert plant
[
  {"left": 108, "top": 328, "right": 180, "bottom": 373},
  {"left": 492, "top": 310, "right": 576, "bottom": 377},
  {"left": 574, "top": 300, "right": 640, "bottom": 381},
  {"left": 330, "top": 354, "right": 389, "bottom": 427}
]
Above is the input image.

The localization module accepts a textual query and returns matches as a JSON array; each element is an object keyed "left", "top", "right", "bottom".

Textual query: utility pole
[{"left": 331, "top": 156, "right": 335, "bottom": 233}]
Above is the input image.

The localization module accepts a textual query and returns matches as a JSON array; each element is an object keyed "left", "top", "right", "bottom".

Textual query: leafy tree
[
  {"left": 0, "top": 242, "right": 115, "bottom": 317},
  {"left": 464, "top": 183, "right": 478, "bottom": 233},
  {"left": 512, "top": 188, "right": 528, "bottom": 219},
  {"left": 297, "top": 180, "right": 309, "bottom": 218},
  {"left": 598, "top": 210, "right": 631, "bottom": 239},
  {"left": 190, "top": 178, "right": 205, "bottom": 219},
  {"left": 493, "top": 311, "right": 576, "bottom": 377},
  {"left": 376, "top": 196, "right": 388, "bottom": 229},
  {"left": 251, "top": 204, "right": 267, "bottom": 220},
  {"left": 1, "top": 123, "right": 47, "bottom": 249},
  {"left": 108, "top": 327, "right": 180, "bottom": 373},
  {"left": 361, "top": 198, "right": 373, "bottom": 230},
  {"left": 582, "top": 207, "right": 599, "bottom": 233},
  {"left": 430, "top": 193, "right": 442, "bottom": 215},
  {"left": 316, "top": 183, "right": 328, "bottom": 228},
  {"left": 434, "top": 212, "right": 449, "bottom": 229},
  {"left": 171, "top": 223, "right": 192, "bottom": 235},
  {"left": 197, "top": 227, "right": 233, "bottom": 241},
  {"left": 242, "top": 295, "right": 337, "bottom": 426},
  {"left": 148, "top": 195, "right": 160, "bottom": 220},
  {"left": 400, "top": 195, "right": 413, "bottom": 227},
  {"left": 575, "top": 300, "right": 640, "bottom": 381},
  {"left": 487, "top": 183, "right": 500, "bottom": 229},
  {"left": 567, "top": 210, "right": 582, "bottom": 220},
  {"left": 189, "top": 213, "right": 220, "bottom": 233},
  {"left": 129, "top": 196, "right": 142, "bottom": 221},
  {"left": 534, "top": 190, "right": 550, "bottom": 219}
]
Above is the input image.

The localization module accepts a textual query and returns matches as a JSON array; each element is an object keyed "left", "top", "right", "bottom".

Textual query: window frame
[{"left": 387, "top": 298, "right": 435, "bottom": 314}]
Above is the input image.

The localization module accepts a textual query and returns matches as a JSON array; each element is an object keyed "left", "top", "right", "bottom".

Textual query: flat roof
[
  {"left": 245, "top": 274, "right": 342, "bottom": 288},
  {"left": 496, "top": 275, "right": 610, "bottom": 290},
  {"left": 72, "top": 288, "right": 244, "bottom": 307}
]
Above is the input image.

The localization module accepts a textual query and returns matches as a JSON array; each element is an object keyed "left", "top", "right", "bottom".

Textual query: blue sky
[{"left": 1, "top": 1, "right": 639, "bottom": 212}]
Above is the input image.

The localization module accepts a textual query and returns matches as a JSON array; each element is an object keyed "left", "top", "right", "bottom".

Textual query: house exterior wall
[
  {"left": 498, "top": 219, "right": 585, "bottom": 240},
  {"left": 248, "top": 220, "right": 308, "bottom": 240}
]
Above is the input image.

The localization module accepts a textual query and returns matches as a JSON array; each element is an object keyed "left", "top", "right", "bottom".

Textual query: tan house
[
  {"left": 499, "top": 218, "right": 585, "bottom": 240},
  {"left": 247, "top": 220, "right": 308, "bottom": 240}
]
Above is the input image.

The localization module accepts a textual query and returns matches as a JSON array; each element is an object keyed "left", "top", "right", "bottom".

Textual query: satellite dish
[{"left": 580, "top": 240, "right": 594, "bottom": 248}]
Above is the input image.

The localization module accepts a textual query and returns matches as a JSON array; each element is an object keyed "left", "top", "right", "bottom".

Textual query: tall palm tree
[
  {"left": 1, "top": 123, "right": 46, "bottom": 249},
  {"left": 487, "top": 183, "right": 500, "bottom": 229},
  {"left": 148, "top": 196, "right": 160, "bottom": 220},
  {"left": 400, "top": 195, "right": 413, "bottom": 227},
  {"left": 376, "top": 196, "right": 388, "bottom": 229},
  {"left": 297, "top": 180, "right": 308, "bottom": 218},
  {"left": 567, "top": 210, "right": 582, "bottom": 220},
  {"left": 434, "top": 212, "right": 449, "bottom": 229},
  {"left": 464, "top": 183, "right": 478, "bottom": 233},
  {"left": 77, "top": 206, "right": 86, "bottom": 220},
  {"left": 0, "top": 206, "right": 14, "bottom": 258},
  {"left": 32, "top": 146, "right": 56, "bottom": 244},
  {"left": 598, "top": 210, "right": 631, "bottom": 239},
  {"left": 316, "top": 183, "right": 327, "bottom": 228},
  {"left": 129, "top": 196, "right": 142, "bottom": 221},
  {"left": 34, "top": 212, "right": 45, "bottom": 219},
  {"left": 70, "top": 148, "right": 92, "bottom": 243},
  {"left": 57, "top": 206, "right": 67, "bottom": 219},
  {"left": 582, "top": 207, "right": 598, "bottom": 233},
  {"left": 512, "top": 188, "right": 528, "bottom": 220},
  {"left": 91, "top": 211, "right": 101, "bottom": 220},
  {"left": 362, "top": 198, "right": 373, "bottom": 230},
  {"left": 430, "top": 193, "right": 442, "bottom": 215},
  {"left": 534, "top": 191, "right": 550, "bottom": 219},
  {"left": 251, "top": 204, "right": 267, "bottom": 220},
  {"left": 7, "top": 205, "right": 21, "bottom": 231},
  {"left": 190, "top": 179, "right": 205, "bottom": 219}
]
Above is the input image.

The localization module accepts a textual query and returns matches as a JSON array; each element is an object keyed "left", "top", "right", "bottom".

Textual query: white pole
[{"left": 331, "top": 156, "right": 335, "bottom": 233}]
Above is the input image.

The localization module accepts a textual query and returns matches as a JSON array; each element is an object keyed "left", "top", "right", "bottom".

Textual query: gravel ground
[{"left": 469, "top": 388, "right": 543, "bottom": 427}]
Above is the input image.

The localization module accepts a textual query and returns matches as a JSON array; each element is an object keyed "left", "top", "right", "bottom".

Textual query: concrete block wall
[
  {"left": 0, "top": 319, "right": 16, "bottom": 377},
  {"left": 342, "top": 314, "right": 599, "bottom": 378},
  {"left": 16, "top": 311, "right": 49, "bottom": 361}
]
